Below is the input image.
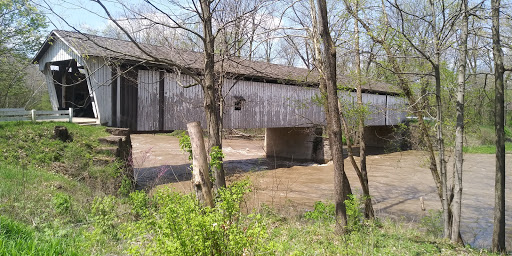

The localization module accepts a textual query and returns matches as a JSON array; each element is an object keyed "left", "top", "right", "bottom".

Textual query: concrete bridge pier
[
  {"left": 264, "top": 125, "right": 402, "bottom": 164},
  {"left": 363, "top": 125, "right": 400, "bottom": 148},
  {"left": 264, "top": 127, "right": 325, "bottom": 163}
]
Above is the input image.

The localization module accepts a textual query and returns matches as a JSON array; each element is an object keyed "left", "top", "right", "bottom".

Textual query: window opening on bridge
[{"left": 234, "top": 96, "right": 245, "bottom": 111}]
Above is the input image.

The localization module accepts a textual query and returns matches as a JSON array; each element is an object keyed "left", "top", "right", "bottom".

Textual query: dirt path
[{"left": 131, "top": 133, "right": 511, "bottom": 249}]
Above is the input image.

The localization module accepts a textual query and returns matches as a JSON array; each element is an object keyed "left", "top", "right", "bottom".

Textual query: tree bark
[
  {"left": 435, "top": 63, "right": 450, "bottom": 239},
  {"left": 200, "top": 0, "right": 225, "bottom": 192},
  {"left": 354, "top": 0, "right": 374, "bottom": 219},
  {"left": 316, "top": 0, "right": 349, "bottom": 233},
  {"left": 451, "top": 0, "right": 468, "bottom": 244},
  {"left": 187, "top": 121, "right": 215, "bottom": 208},
  {"left": 491, "top": 0, "right": 506, "bottom": 252}
]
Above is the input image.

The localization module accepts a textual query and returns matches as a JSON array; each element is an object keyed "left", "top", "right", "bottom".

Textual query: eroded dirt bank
[{"left": 132, "top": 133, "right": 511, "bottom": 248}]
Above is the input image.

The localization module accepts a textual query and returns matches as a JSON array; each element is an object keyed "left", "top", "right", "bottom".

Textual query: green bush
[
  {"left": 128, "top": 190, "right": 150, "bottom": 219},
  {"left": 304, "top": 196, "right": 364, "bottom": 230},
  {"left": 304, "top": 201, "right": 335, "bottom": 222},
  {"left": 178, "top": 133, "right": 192, "bottom": 160},
  {"left": 53, "top": 192, "right": 72, "bottom": 215},
  {"left": 90, "top": 196, "right": 119, "bottom": 236},
  {"left": 123, "top": 181, "right": 271, "bottom": 255},
  {"left": 345, "top": 194, "right": 363, "bottom": 230}
]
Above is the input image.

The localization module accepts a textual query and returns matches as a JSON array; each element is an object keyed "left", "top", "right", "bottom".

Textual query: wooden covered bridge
[{"left": 33, "top": 30, "right": 407, "bottom": 162}]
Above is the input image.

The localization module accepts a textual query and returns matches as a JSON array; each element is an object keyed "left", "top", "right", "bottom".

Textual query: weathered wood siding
[
  {"left": 36, "top": 38, "right": 85, "bottom": 71},
  {"left": 133, "top": 70, "right": 407, "bottom": 130},
  {"left": 119, "top": 68, "right": 138, "bottom": 130},
  {"left": 85, "top": 57, "right": 112, "bottom": 125},
  {"left": 159, "top": 71, "right": 325, "bottom": 129},
  {"left": 386, "top": 96, "right": 408, "bottom": 125},
  {"left": 43, "top": 64, "right": 59, "bottom": 111},
  {"left": 363, "top": 93, "right": 387, "bottom": 126},
  {"left": 163, "top": 72, "right": 206, "bottom": 130},
  {"left": 137, "top": 70, "right": 160, "bottom": 131},
  {"left": 223, "top": 80, "right": 324, "bottom": 129}
]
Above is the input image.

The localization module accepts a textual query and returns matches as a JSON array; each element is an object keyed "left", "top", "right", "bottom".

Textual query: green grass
[
  {"left": 0, "top": 162, "right": 91, "bottom": 226},
  {"left": 0, "top": 121, "right": 109, "bottom": 167},
  {"left": 263, "top": 211, "right": 489, "bottom": 255},
  {"left": 462, "top": 125, "right": 512, "bottom": 154},
  {"left": 463, "top": 142, "right": 512, "bottom": 154},
  {"left": 0, "top": 215, "right": 82, "bottom": 256},
  {"left": 0, "top": 121, "right": 126, "bottom": 255}
]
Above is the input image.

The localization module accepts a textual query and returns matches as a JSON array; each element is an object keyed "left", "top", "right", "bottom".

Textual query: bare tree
[
  {"left": 451, "top": 0, "right": 468, "bottom": 244},
  {"left": 491, "top": 0, "right": 507, "bottom": 252},
  {"left": 311, "top": 0, "right": 350, "bottom": 233},
  {"left": 353, "top": 0, "right": 374, "bottom": 219}
]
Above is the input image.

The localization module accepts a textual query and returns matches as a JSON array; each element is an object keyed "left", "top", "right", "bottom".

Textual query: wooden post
[
  {"left": 68, "top": 108, "right": 73, "bottom": 123},
  {"left": 31, "top": 109, "right": 36, "bottom": 122},
  {"left": 187, "top": 121, "right": 214, "bottom": 207}
]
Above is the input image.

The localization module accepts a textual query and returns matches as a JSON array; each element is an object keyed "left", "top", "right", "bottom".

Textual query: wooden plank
[
  {"left": 120, "top": 66, "right": 138, "bottom": 131},
  {"left": 137, "top": 70, "right": 159, "bottom": 131},
  {"left": 37, "top": 115, "right": 69, "bottom": 120},
  {"left": 0, "top": 108, "right": 24, "bottom": 112},
  {"left": 111, "top": 67, "right": 118, "bottom": 127},
  {"left": 0, "top": 111, "right": 31, "bottom": 116},
  {"left": 0, "top": 117, "right": 31, "bottom": 121},
  {"left": 386, "top": 96, "right": 407, "bottom": 125},
  {"left": 35, "top": 110, "right": 69, "bottom": 115},
  {"left": 159, "top": 71, "right": 165, "bottom": 131},
  {"left": 86, "top": 57, "right": 111, "bottom": 125}
]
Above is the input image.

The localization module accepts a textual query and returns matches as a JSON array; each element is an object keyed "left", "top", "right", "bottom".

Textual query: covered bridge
[{"left": 33, "top": 30, "right": 407, "bottom": 162}]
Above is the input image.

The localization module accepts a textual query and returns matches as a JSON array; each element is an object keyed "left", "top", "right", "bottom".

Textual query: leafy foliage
[
  {"left": 123, "top": 181, "right": 271, "bottom": 255},
  {"left": 304, "top": 201, "right": 335, "bottom": 222},
  {"left": 209, "top": 146, "right": 225, "bottom": 170},
  {"left": 345, "top": 194, "right": 364, "bottom": 230},
  {"left": 178, "top": 133, "right": 193, "bottom": 160},
  {"left": 53, "top": 192, "right": 72, "bottom": 215},
  {"left": 0, "top": 0, "right": 48, "bottom": 108}
]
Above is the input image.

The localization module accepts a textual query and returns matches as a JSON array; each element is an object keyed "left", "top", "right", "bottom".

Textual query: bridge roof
[{"left": 33, "top": 30, "right": 397, "bottom": 94}]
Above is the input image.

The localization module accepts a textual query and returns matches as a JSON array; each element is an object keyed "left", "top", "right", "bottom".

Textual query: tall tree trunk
[
  {"left": 451, "top": 0, "right": 468, "bottom": 244},
  {"left": 354, "top": 0, "right": 374, "bottom": 219},
  {"left": 316, "top": 0, "right": 349, "bottom": 233},
  {"left": 200, "top": 0, "right": 225, "bottom": 191},
  {"left": 428, "top": 0, "right": 450, "bottom": 239},
  {"left": 491, "top": 0, "right": 506, "bottom": 252},
  {"left": 435, "top": 63, "right": 450, "bottom": 239}
]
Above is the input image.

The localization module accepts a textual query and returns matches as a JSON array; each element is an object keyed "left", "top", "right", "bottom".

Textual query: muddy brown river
[{"left": 132, "top": 134, "right": 511, "bottom": 249}]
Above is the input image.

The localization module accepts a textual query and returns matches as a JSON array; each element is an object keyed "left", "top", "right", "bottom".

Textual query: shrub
[
  {"left": 90, "top": 196, "right": 119, "bottom": 237},
  {"left": 345, "top": 194, "right": 363, "bottom": 230},
  {"left": 123, "top": 181, "right": 271, "bottom": 255},
  {"left": 53, "top": 192, "right": 72, "bottom": 215},
  {"left": 128, "top": 190, "right": 150, "bottom": 219},
  {"left": 178, "top": 134, "right": 192, "bottom": 160},
  {"left": 304, "top": 201, "right": 335, "bottom": 222},
  {"left": 304, "top": 195, "right": 364, "bottom": 231}
]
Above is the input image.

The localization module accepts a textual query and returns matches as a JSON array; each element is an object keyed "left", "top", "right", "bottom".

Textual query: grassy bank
[
  {"left": 0, "top": 122, "right": 498, "bottom": 255},
  {"left": 463, "top": 125, "right": 512, "bottom": 154}
]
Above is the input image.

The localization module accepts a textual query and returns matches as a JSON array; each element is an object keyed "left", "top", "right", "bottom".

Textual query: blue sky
[{"left": 36, "top": 0, "right": 138, "bottom": 32}]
